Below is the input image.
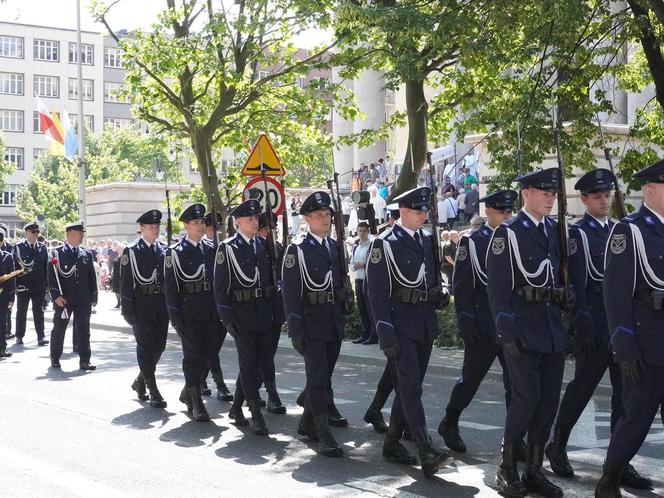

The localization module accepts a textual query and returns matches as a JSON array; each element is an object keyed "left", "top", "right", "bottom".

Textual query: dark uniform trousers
[
  {"left": 180, "top": 314, "right": 215, "bottom": 386},
  {"left": 133, "top": 314, "right": 169, "bottom": 376},
  {"left": 236, "top": 327, "right": 276, "bottom": 401},
  {"left": 51, "top": 305, "right": 92, "bottom": 363},
  {"left": 447, "top": 335, "right": 511, "bottom": 415},
  {"left": 0, "top": 296, "right": 11, "bottom": 349},
  {"left": 206, "top": 321, "right": 228, "bottom": 375},
  {"left": 305, "top": 336, "right": 342, "bottom": 416},
  {"left": 355, "top": 278, "right": 371, "bottom": 340},
  {"left": 15, "top": 292, "right": 45, "bottom": 340}
]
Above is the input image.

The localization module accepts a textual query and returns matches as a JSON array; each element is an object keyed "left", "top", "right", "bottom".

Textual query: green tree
[
  {"left": 0, "top": 133, "right": 16, "bottom": 193},
  {"left": 91, "top": 0, "right": 350, "bottom": 218}
]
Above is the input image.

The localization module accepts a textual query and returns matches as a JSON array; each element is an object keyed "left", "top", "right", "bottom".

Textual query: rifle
[
  {"left": 207, "top": 172, "right": 219, "bottom": 250},
  {"left": 552, "top": 104, "right": 573, "bottom": 308},
  {"left": 595, "top": 113, "right": 627, "bottom": 219},
  {"left": 281, "top": 177, "right": 289, "bottom": 247},
  {"left": 162, "top": 160, "right": 173, "bottom": 244},
  {"left": 328, "top": 173, "right": 354, "bottom": 315},
  {"left": 426, "top": 151, "right": 449, "bottom": 309}
]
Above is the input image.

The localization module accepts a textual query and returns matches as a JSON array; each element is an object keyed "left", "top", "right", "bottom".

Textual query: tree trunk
[
  {"left": 628, "top": 0, "right": 664, "bottom": 111},
  {"left": 190, "top": 129, "right": 227, "bottom": 220},
  {"left": 389, "top": 79, "right": 429, "bottom": 201}
]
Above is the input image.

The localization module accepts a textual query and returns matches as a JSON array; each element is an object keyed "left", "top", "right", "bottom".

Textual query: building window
[
  {"left": 104, "top": 47, "right": 123, "bottom": 68},
  {"left": 33, "top": 148, "right": 44, "bottom": 160},
  {"left": 34, "top": 75, "right": 59, "bottom": 98},
  {"left": 68, "top": 78, "right": 94, "bottom": 101},
  {"left": 0, "top": 109, "right": 24, "bottom": 132},
  {"left": 0, "top": 35, "right": 23, "bottom": 58},
  {"left": 104, "top": 81, "right": 127, "bottom": 103},
  {"left": 295, "top": 77, "right": 305, "bottom": 88},
  {"left": 0, "top": 72, "right": 24, "bottom": 95},
  {"left": 103, "top": 117, "right": 133, "bottom": 128},
  {"left": 33, "top": 39, "right": 59, "bottom": 62},
  {"left": 72, "top": 114, "right": 94, "bottom": 132},
  {"left": 4, "top": 147, "right": 24, "bottom": 170},
  {"left": 0, "top": 185, "right": 18, "bottom": 206},
  {"left": 33, "top": 111, "right": 59, "bottom": 133},
  {"left": 68, "top": 42, "right": 94, "bottom": 65},
  {"left": 257, "top": 70, "right": 271, "bottom": 80}
]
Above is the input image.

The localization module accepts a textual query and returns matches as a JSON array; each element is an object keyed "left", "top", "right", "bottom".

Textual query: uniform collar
[
  {"left": 643, "top": 203, "right": 664, "bottom": 224},
  {"left": 521, "top": 208, "right": 545, "bottom": 226},
  {"left": 65, "top": 242, "right": 80, "bottom": 252},
  {"left": 237, "top": 230, "right": 254, "bottom": 245},
  {"left": 585, "top": 212, "right": 609, "bottom": 228},
  {"left": 140, "top": 237, "right": 155, "bottom": 248},
  {"left": 186, "top": 237, "right": 202, "bottom": 247},
  {"left": 308, "top": 232, "right": 327, "bottom": 245},
  {"left": 396, "top": 220, "right": 417, "bottom": 238}
]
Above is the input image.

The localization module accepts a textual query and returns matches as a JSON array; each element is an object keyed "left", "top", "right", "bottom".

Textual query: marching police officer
[
  {"left": 164, "top": 203, "right": 215, "bottom": 422},
  {"left": 365, "top": 187, "right": 453, "bottom": 477},
  {"left": 0, "top": 244, "right": 16, "bottom": 358},
  {"left": 257, "top": 211, "right": 286, "bottom": 414},
  {"left": 48, "top": 221, "right": 98, "bottom": 370},
  {"left": 200, "top": 211, "right": 233, "bottom": 402},
  {"left": 214, "top": 199, "right": 275, "bottom": 436},
  {"left": 14, "top": 221, "right": 49, "bottom": 346},
  {"left": 121, "top": 210, "right": 169, "bottom": 408},
  {"left": 595, "top": 161, "right": 664, "bottom": 497},
  {"left": 282, "top": 191, "right": 346, "bottom": 457},
  {"left": 487, "top": 168, "right": 566, "bottom": 498},
  {"left": 438, "top": 190, "right": 518, "bottom": 454},
  {"left": 546, "top": 170, "right": 651, "bottom": 489}
]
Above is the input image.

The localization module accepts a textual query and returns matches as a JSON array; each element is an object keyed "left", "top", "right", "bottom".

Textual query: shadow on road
[
  {"left": 159, "top": 419, "right": 227, "bottom": 448},
  {"left": 112, "top": 407, "right": 175, "bottom": 430}
]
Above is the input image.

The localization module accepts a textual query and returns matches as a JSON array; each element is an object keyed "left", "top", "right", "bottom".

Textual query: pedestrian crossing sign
[{"left": 241, "top": 134, "right": 286, "bottom": 176}]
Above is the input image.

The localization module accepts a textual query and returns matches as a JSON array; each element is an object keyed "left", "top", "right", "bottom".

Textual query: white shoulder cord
[
  {"left": 506, "top": 227, "right": 552, "bottom": 287},
  {"left": 382, "top": 239, "right": 426, "bottom": 289},
  {"left": 171, "top": 249, "right": 205, "bottom": 283},
  {"left": 468, "top": 238, "right": 486, "bottom": 286},
  {"left": 577, "top": 229, "right": 604, "bottom": 282},
  {"left": 296, "top": 246, "right": 332, "bottom": 291},
  {"left": 128, "top": 247, "right": 157, "bottom": 286},
  {"left": 225, "top": 243, "right": 260, "bottom": 288},
  {"left": 54, "top": 251, "right": 76, "bottom": 278},
  {"left": 15, "top": 245, "right": 35, "bottom": 271},
  {"left": 630, "top": 223, "right": 664, "bottom": 291}
]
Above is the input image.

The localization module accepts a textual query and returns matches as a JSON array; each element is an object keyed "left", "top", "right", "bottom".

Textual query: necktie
[
  {"left": 603, "top": 223, "right": 610, "bottom": 235},
  {"left": 73, "top": 246, "right": 79, "bottom": 258},
  {"left": 249, "top": 238, "right": 255, "bottom": 254},
  {"left": 538, "top": 222, "right": 547, "bottom": 239},
  {"left": 414, "top": 232, "right": 421, "bottom": 245}
]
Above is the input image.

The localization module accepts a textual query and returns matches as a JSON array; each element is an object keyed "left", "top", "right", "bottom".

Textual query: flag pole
[{"left": 76, "top": 0, "right": 86, "bottom": 225}]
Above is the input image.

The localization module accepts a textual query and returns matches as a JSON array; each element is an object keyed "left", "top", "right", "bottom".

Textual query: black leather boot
[
  {"left": 515, "top": 438, "right": 527, "bottom": 462},
  {"left": 521, "top": 444, "right": 563, "bottom": 497},
  {"left": 313, "top": 414, "right": 343, "bottom": 457},
  {"left": 413, "top": 427, "right": 453, "bottom": 478},
  {"left": 363, "top": 389, "right": 389, "bottom": 433},
  {"left": 0, "top": 348, "right": 12, "bottom": 358},
  {"left": 545, "top": 425, "right": 574, "bottom": 478},
  {"left": 620, "top": 463, "right": 652, "bottom": 490},
  {"left": 131, "top": 373, "right": 149, "bottom": 401},
  {"left": 200, "top": 378, "right": 212, "bottom": 396},
  {"left": 382, "top": 413, "right": 416, "bottom": 465},
  {"left": 437, "top": 410, "right": 466, "bottom": 453},
  {"left": 188, "top": 385, "right": 210, "bottom": 422},
  {"left": 297, "top": 402, "right": 318, "bottom": 441},
  {"left": 327, "top": 390, "right": 348, "bottom": 427},
  {"left": 265, "top": 380, "right": 286, "bottom": 414},
  {"left": 247, "top": 399, "right": 269, "bottom": 436},
  {"left": 496, "top": 441, "right": 527, "bottom": 497},
  {"left": 229, "top": 384, "right": 248, "bottom": 426},
  {"left": 595, "top": 463, "right": 622, "bottom": 498},
  {"left": 211, "top": 370, "right": 233, "bottom": 402},
  {"left": 179, "top": 385, "right": 193, "bottom": 414},
  {"left": 145, "top": 375, "right": 167, "bottom": 408}
]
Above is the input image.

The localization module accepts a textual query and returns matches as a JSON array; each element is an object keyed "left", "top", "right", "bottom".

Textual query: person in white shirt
[
  {"left": 349, "top": 222, "right": 374, "bottom": 344},
  {"left": 370, "top": 190, "right": 387, "bottom": 224}
]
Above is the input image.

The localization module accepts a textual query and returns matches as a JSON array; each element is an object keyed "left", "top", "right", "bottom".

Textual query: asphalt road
[{"left": 1, "top": 295, "right": 662, "bottom": 497}]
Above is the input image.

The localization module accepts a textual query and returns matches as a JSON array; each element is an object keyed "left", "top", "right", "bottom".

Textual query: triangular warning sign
[{"left": 241, "top": 134, "right": 285, "bottom": 176}]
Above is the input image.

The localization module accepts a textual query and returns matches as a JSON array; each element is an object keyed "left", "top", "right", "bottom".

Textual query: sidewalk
[{"left": 38, "top": 290, "right": 612, "bottom": 389}]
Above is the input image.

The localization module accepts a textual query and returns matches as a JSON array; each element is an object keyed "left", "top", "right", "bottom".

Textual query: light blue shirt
[{"left": 350, "top": 238, "right": 372, "bottom": 280}]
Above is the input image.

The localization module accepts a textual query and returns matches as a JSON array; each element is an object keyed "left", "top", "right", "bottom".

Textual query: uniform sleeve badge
[
  {"left": 165, "top": 253, "right": 173, "bottom": 268},
  {"left": 457, "top": 245, "right": 468, "bottom": 261},
  {"left": 216, "top": 248, "right": 225, "bottom": 265},
  {"left": 370, "top": 247, "right": 382, "bottom": 264},
  {"left": 569, "top": 238, "right": 577, "bottom": 255},
  {"left": 285, "top": 253, "right": 296, "bottom": 268},
  {"left": 610, "top": 233, "right": 626, "bottom": 254},
  {"left": 121, "top": 254, "right": 129, "bottom": 266},
  {"left": 491, "top": 237, "right": 505, "bottom": 255}
]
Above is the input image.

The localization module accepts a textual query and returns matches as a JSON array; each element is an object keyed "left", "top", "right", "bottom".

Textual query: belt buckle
[
  {"left": 204, "top": 281, "right": 210, "bottom": 291},
  {"left": 542, "top": 287, "right": 551, "bottom": 301},
  {"left": 326, "top": 291, "right": 335, "bottom": 303},
  {"left": 254, "top": 288, "right": 263, "bottom": 298},
  {"left": 153, "top": 285, "right": 161, "bottom": 294}
]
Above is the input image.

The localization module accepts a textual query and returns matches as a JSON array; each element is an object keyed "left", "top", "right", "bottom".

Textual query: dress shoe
[
  {"left": 415, "top": 436, "right": 453, "bottom": 477},
  {"left": 247, "top": 399, "right": 269, "bottom": 436},
  {"left": 229, "top": 391, "right": 249, "bottom": 426},
  {"left": 50, "top": 358, "right": 61, "bottom": 368},
  {"left": 620, "top": 463, "right": 652, "bottom": 490},
  {"left": 265, "top": 380, "right": 286, "bottom": 414},
  {"left": 211, "top": 371, "right": 233, "bottom": 401},
  {"left": 179, "top": 385, "right": 193, "bottom": 414},
  {"left": 314, "top": 414, "right": 343, "bottom": 457},
  {"left": 327, "top": 403, "right": 348, "bottom": 427},
  {"left": 131, "top": 375, "right": 149, "bottom": 401},
  {"left": 362, "top": 337, "right": 378, "bottom": 345},
  {"left": 438, "top": 418, "right": 467, "bottom": 453},
  {"left": 200, "top": 380, "right": 212, "bottom": 396},
  {"left": 79, "top": 362, "right": 97, "bottom": 371},
  {"left": 352, "top": 336, "right": 369, "bottom": 344},
  {"left": 497, "top": 442, "right": 527, "bottom": 497},
  {"left": 145, "top": 375, "right": 167, "bottom": 408},
  {"left": 0, "top": 348, "right": 12, "bottom": 358},
  {"left": 6, "top": 333, "right": 14, "bottom": 339},
  {"left": 38, "top": 338, "right": 49, "bottom": 346},
  {"left": 297, "top": 416, "right": 319, "bottom": 441},
  {"left": 15, "top": 338, "right": 23, "bottom": 345},
  {"left": 383, "top": 439, "right": 417, "bottom": 465},
  {"left": 545, "top": 439, "right": 574, "bottom": 478},
  {"left": 595, "top": 463, "right": 622, "bottom": 498},
  {"left": 364, "top": 406, "right": 388, "bottom": 433},
  {"left": 188, "top": 385, "right": 210, "bottom": 422}
]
